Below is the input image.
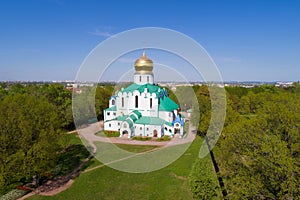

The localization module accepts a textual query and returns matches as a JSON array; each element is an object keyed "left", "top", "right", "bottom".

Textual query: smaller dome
[{"left": 134, "top": 51, "right": 153, "bottom": 74}]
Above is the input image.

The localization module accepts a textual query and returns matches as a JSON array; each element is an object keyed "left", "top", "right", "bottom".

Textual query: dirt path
[
  {"left": 19, "top": 145, "right": 163, "bottom": 199},
  {"left": 19, "top": 180, "right": 75, "bottom": 199},
  {"left": 18, "top": 154, "right": 93, "bottom": 199}
]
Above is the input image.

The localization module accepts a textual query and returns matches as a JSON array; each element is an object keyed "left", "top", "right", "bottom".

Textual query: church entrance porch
[
  {"left": 122, "top": 130, "right": 128, "bottom": 138},
  {"left": 174, "top": 128, "right": 181, "bottom": 134},
  {"left": 153, "top": 130, "right": 158, "bottom": 137},
  {"left": 174, "top": 127, "right": 184, "bottom": 138}
]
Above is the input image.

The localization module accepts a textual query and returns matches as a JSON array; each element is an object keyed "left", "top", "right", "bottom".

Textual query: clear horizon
[{"left": 0, "top": 0, "right": 299, "bottom": 82}]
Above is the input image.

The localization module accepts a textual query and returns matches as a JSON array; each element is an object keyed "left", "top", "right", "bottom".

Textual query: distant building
[{"left": 103, "top": 52, "right": 184, "bottom": 138}]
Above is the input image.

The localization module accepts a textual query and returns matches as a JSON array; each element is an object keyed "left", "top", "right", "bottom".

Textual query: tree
[
  {"left": 39, "top": 84, "right": 73, "bottom": 130},
  {"left": 189, "top": 156, "right": 219, "bottom": 200},
  {"left": 95, "top": 85, "right": 113, "bottom": 120},
  {"left": 192, "top": 85, "right": 211, "bottom": 136},
  {"left": 212, "top": 87, "right": 300, "bottom": 199},
  {"left": 0, "top": 94, "right": 63, "bottom": 194}
]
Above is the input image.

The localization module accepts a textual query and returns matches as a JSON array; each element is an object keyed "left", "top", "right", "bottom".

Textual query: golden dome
[{"left": 134, "top": 51, "right": 153, "bottom": 74}]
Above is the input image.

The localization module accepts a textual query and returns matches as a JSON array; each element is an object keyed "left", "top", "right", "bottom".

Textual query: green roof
[
  {"left": 105, "top": 115, "right": 128, "bottom": 122},
  {"left": 165, "top": 121, "right": 173, "bottom": 126},
  {"left": 125, "top": 119, "right": 133, "bottom": 127},
  {"left": 159, "top": 96, "right": 179, "bottom": 111},
  {"left": 129, "top": 114, "right": 138, "bottom": 121},
  {"left": 122, "top": 83, "right": 162, "bottom": 95},
  {"left": 132, "top": 110, "right": 142, "bottom": 118},
  {"left": 116, "top": 115, "right": 128, "bottom": 121},
  {"left": 105, "top": 106, "right": 117, "bottom": 111},
  {"left": 135, "top": 116, "right": 166, "bottom": 125}
]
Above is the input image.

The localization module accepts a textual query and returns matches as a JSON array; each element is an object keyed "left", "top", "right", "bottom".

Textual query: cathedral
[{"left": 103, "top": 52, "right": 185, "bottom": 138}]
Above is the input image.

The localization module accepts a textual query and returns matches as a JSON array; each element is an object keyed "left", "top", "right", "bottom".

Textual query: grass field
[
  {"left": 28, "top": 134, "right": 207, "bottom": 200},
  {"left": 114, "top": 143, "right": 159, "bottom": 153}
]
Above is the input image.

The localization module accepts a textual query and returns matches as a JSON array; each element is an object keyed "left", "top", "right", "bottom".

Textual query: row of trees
[{"left": 189, "top": 84, "right": 300, "bottom": 199}]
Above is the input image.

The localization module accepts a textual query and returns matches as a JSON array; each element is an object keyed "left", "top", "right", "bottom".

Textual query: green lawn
[
  {"left": 29, "top": 135, "right": 207, "bottom": 200},
  {"left": 114, "top": 143, "right": 159, "bottom": 153},
  {"left": 96, "top": 130, "right": 120, "bottom": 137}
]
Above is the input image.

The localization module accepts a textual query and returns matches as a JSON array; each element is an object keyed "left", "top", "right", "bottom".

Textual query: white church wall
[
  {"left": 163, "top": 124, "right": 174, "bottom": 136},
  {"left": 134, "top": 74, "right": 154, "bottom": 85},
  {"left": 104, "top": 110, "right": 117, "bottom": 121},
  {"left": 109, "top": 98, "right": 116, "bottom": 107},
  {"left": 133, "top": 124, "right": 162, "bottom": 137},
  {"left": 145, "top": 125, "right": 162, "bottom": 137},
  {"left": 116, "top": 92, "right": 130, "bottom": 116},
  {"left": 159, "top": 111, "right": 173, "bottom": 122},
  {"left": 104, "top": 121, "right": 119, "bottom": 131},
  {"left": 134, "top": 124, "right": 144, "bottom": 136}
]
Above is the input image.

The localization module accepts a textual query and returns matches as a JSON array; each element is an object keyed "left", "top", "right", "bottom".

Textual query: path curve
[{"left": 77, "top": 121, "right": 196, "bottom": 154}]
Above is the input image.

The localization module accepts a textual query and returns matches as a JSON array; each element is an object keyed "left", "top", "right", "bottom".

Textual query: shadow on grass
[{"left": 54, "top": 144, "right": 94, "bottom": 176}]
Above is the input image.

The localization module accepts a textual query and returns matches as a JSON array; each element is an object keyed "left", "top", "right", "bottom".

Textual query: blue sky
[{"left": 0, "top": 0, "right": 299, "bottom": 81}]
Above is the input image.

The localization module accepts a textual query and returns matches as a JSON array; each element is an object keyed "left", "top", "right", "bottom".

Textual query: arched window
[
  {"left": 122, "top": 97, "right": 124, "bottom": 107},
  {"left": 111, "top": 99, "right": 115, "bottom": 105},
  {"left": 147, "top": 76, "right": 149, "bottom": 82},
  {"left": 139, "top": 76, "right": 141, "bottom": 82},
  {"left": 150, "top": 98, "right": 152, "bottom": 109},
  {"left": 135, "top": 95, "right": 138, "bottom": 108}
]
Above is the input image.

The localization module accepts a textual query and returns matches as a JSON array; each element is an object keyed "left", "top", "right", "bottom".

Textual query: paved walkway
[{"left": 77, "top": 121, "right": 196, "bottom": 153}]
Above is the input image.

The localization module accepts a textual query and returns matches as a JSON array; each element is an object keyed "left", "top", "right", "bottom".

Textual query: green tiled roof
[
  {"left": 135, "top": 116, "right": 166, "bottom": 125},
  {"left": 132, "top": 110, "right": 142, "bottom": 118},
  {"left": 159, "top": 96, "right": 179, "bottom": 111},
  {"left": 165, "top": 121, "right": 173, "bottom": 126},
  {"left": 125, "top": 119, "right": 133, "bottom": 127},
  {"left": 105, "top": 115, "right": 128, "bottom": 122},
  {"left": 129, "top": 114, "right": 137, "bottom": 121},
  {"left": 116, "top": 115, "right": 128, "bottom": 121},
  {"left": 122, "top": 83, "right": 161, "bottom": 95},
  {"left": 105, "top": 106, "right": 117, "bottom": 111}
]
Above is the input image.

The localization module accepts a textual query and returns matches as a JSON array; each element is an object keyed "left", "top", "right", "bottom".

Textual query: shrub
[
  {"left": 104, "top": 131, "right": 120, "bottom": 137},
  {"left": 156, "top": 135, "right": 171, "bottom": 141},
  {"left": 132, "top": 136, "right": 152, "bottom": 141},
  {"left": 188, "top": 157, "right": 219, "bottom": 200},
  {"left": 96, "top": 131, "right": 120, "bottom": 137},
  {"left": 0, "top": 189, "right": 28, "bottom": 200}
]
